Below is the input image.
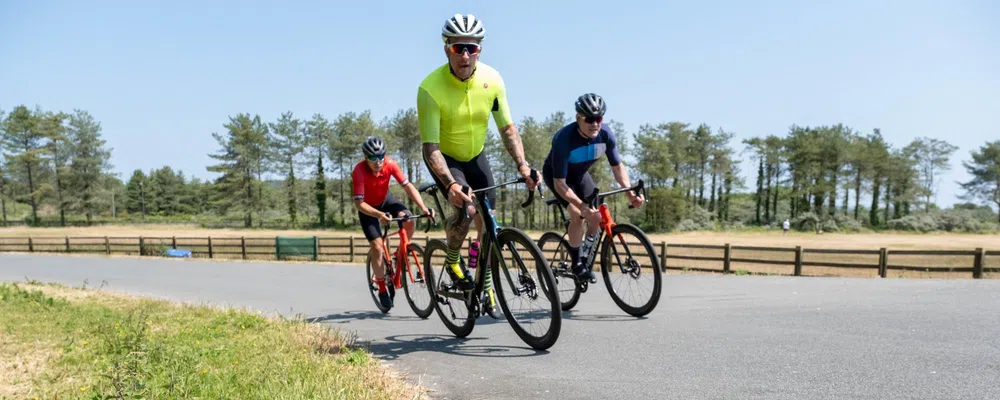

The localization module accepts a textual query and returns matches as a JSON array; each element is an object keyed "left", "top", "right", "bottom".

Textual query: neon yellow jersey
[{"left": 417, "top": 61, "right": 514, "bottom": 162}]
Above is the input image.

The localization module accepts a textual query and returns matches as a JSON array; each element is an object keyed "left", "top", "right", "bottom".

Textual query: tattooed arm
[
  {"left": 499, "top": 123, "right": 538, "bottom": 189},
  {"left": 423, "top": 143, "right": 471, "bottom": 208}
]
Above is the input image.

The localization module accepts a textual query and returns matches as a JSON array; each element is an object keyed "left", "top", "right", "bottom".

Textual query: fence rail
[{"left": 1, "top": 235, "right": 997, "bottom": 279}]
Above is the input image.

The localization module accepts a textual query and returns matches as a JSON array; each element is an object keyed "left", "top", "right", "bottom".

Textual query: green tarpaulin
[{"left": 275, "top": 236, "right": 317, "bottom": 260}]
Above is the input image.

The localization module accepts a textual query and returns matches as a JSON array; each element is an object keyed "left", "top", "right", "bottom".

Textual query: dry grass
[
  {"left": 0, "top": 224, "right": 367, "bottom": 239},
  {"left": 643, "top": 231, "right": 1000, "bottom": 250},
  {"left": 0, "top": 332, "right": 58, "bottom": 399}
]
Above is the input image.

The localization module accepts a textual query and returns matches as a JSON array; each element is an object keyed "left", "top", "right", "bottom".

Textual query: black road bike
[{"left": 420, "top": 171, "right": 562, "bottom": 350}]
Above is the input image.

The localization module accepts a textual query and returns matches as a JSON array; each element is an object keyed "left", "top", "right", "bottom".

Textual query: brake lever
[
  {"left": 628, "top": 180, "right": 647, "bottom": 209},
  {"left": 520, "top": 169, "right": 539, "bottom": 208}
]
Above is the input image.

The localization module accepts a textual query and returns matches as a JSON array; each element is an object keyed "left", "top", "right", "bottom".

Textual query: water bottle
[{"left": 468, "top": 240, "right": 480, "bottom": 269}]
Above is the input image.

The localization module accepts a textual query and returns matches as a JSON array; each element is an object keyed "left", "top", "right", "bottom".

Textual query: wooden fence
[{"left": 1, "top": 235, "right": 997, "bottom": 279}]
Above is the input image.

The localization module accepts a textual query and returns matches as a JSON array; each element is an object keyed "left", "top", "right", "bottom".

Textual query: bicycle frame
[
  {"left": 423, "top": 173, "right": 540, "bottom": 309},
  {"left": 547, "top": 180, "right": 648, "bottom": 268},
  {"left": 372, "top": 213, "right": 433, "bottom": 290}
]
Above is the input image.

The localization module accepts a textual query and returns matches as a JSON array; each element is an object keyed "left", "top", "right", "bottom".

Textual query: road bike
[
  {"left": 366, "top": 212, "right": 435, "bottom": 317},
  {"left": 420, "top": 171, "right": 562, "bottom": 350},
  {"left": 537, "top": 180, "right": 662, "bottom": 316},
  {"left": 417, "top": 182, "right": 502, "bottom": 320}
]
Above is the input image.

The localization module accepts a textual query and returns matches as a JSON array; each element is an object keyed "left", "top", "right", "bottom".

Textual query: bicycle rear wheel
[
  {"left": 537, "top": 231, "right": 582, "bottom": 311},
  {"left": 491, "top": 227, "right": 561, "bottom": 350},
  {"left": 599, "top": 223, "right": 662, "bottom": 317},
  {"left": 423, "top": 239, "right": 475, "bottom": 337},
  {"left": 366, "top": 252, "right": 395, "bottom": 314},
  {"left": 401, "top": 243, "right": 434, "bottom": 319}
]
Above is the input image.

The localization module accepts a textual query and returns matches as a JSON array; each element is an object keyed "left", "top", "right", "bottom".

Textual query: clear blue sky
[{"left": 2, "top": 0, "right": 997, "bottom": 207}]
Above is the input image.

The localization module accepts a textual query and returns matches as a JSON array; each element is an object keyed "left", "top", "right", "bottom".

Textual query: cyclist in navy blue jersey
[{"left": 542, "top": 93, "right": 645, "bottom": 281}]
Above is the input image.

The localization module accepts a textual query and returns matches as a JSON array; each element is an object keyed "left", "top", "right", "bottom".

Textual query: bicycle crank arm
[{"left": 437, "top": 291, "right": 466, "bottom": 301}]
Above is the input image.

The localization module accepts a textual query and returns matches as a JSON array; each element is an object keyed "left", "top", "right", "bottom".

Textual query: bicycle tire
[
  {"left": 423, "top": 238, "right": 475, "bottom": 337},
  {"left": 491, "top": 227, "right": 562, "bottom": 350},
  {"left": 599, "top": 223, "right": 662, "bottom": 317},
  {"left": 401, "top": 242, "right": 434, "bottom": 319},
  {"left": 537, "top": 231, "right": 582, "bottom": 311},
  {"left": 365, "top": 251, "right": 395, "bottom": 314}
]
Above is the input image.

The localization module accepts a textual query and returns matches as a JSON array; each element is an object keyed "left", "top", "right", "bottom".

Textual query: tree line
[{"left": 2, "top": 104, "right": 998, "bottom": 232}]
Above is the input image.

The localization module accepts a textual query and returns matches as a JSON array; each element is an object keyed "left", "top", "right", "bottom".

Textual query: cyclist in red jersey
[{"left": 352, "top": 137, "right": 435, "bottom": 310}]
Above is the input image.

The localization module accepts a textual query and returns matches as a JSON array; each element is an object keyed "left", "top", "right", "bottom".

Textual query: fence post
[
  {"left": 794, "top": 246, "right": 803, "bottom": 276},
  {"left": 171, "top": 236, "right": 177, "bottom": 249},
  {"left": 65, "top": 236, "right": 70, "bottom": 252},
  {"left": 208, "top": 237, "right": 214, "bottom": 259},
  {"left": 723, "top": 243, "right": 731, "bottom": 274},
  {"left": 28, "top": 237, "right": 33, "bottom": 253},
  {"left": 660, "top": 241, "right": 667, "bottom": 272},
  {"left": 139, "top": 236, "right": 145, "bottom": 256},
  {"left": 313, "top": 236, "right": 319, "bottom": 261},
  {"left": 973, "top": 247, "right": 984, "bottom": 279},
  {"left": 105, "top": 236, "right": 110, "bottom": 255},
  {"left": 349, "top": 236, "right": 355, "bottom": 263},
  {"left": 241, "top": 236, "right": 247, "bottom": 260},
  {"left": 879, "top": 248, "right": 888, "bottom": 278}
]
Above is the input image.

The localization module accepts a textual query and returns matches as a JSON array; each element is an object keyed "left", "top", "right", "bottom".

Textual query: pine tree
[{"left": 67, "top": 110, "right": 112, "bottom": 223}]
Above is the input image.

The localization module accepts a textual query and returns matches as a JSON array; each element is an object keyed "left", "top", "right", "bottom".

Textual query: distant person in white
[{"left": 782, "top": 219, "right": 790, "bottom": 235}]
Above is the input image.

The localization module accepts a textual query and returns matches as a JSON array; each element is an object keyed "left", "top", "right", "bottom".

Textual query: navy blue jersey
[{"left": 543, "top": 122, "right": 622, "bottom": 180}]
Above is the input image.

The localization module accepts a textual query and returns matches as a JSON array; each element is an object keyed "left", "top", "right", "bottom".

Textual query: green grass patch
[{"left": 0, "top": 281, "right": 424, "bottom": 399}]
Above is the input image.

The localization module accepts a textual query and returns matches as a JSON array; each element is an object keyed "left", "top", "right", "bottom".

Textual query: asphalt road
[{"left": 2, "top": 253, "right": 998, "bottom": 400}]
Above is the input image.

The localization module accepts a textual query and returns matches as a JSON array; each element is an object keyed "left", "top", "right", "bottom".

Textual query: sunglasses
[
  {"left": 583, "top": 116, "right": 603, "bottom": 124},
  {"left": 367, "top": 155, "right": 384, "bottom": 161},
  {"left": 448, "top": 42, "right": 481, "bottom": 55}
]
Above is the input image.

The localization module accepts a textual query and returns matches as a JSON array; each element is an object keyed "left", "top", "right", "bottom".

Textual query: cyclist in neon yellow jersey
[{"left": 418, "top": 13, "right": 539, "bottom": 311}]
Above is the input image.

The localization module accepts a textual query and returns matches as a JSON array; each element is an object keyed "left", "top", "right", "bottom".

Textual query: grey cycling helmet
[
  {"left": 441, "top": 13, "right": 485, "bottom": 43},
  {"left": 575, "top": 93, "right": 606, "bottom": 118},
  {"left": 362, "top": 136, "right": 386, "bottom": 158}
]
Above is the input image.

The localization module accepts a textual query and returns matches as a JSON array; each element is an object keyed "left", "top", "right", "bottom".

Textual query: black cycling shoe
[
  {"left": 573, "top": 262, "right": 597, "bottom": 283},
  {"left": 378, "top": 291, "right": 393, "bottom": 310}
]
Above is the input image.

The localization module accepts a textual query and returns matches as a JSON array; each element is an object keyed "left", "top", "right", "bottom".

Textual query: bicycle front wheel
[
  {"left": 599, "top": 223, "right": 662, "bottom": 317},
  {"left": 491, "top": 227, "right": 562, "bottom": 350},
  {"left": 401, "top": 242, "right": 434, "bottom": 319}
]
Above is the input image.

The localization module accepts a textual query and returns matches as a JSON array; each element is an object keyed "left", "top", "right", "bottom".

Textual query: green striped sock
[{"left": 445, "top": 247, "right": 460, "bottom": 266}]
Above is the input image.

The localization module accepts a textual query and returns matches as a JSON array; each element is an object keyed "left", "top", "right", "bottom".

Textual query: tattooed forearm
[
  {"left": 422, "top": 143, "right": 454, "bottom": 185},
  {"left": 500, "top": 124, "right": 526, "bottom": 165}
]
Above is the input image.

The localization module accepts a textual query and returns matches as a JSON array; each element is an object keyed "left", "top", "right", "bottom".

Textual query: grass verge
[{"left": 0, "top": 281, "right": 425, "bottom": 400}]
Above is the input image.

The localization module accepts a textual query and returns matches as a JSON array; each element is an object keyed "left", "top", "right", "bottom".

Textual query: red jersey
[{"left": 352, "top": 158, "right": 409, "bottom": 207}]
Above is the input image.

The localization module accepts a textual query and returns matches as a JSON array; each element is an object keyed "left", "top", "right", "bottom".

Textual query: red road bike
[{"left": 366, "top": 212, "right": 435, "bottom": 317}]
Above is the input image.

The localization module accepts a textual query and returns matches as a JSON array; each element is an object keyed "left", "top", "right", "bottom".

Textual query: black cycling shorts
[
  {"left": 358, "top": 193, "right": 411, "bottom": 242},
  {"left": 430, "top": 151, "right": 497, "bottom": 211},
  {"left": 542, "top": 163, "right": 597, "bottom": 208}
]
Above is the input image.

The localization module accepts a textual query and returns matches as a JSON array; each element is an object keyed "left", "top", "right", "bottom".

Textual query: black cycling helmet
[
  {"left": 574, "top": 93, "right": 606, "bottom": 118},
  {"left": 361, "top": 136, "right": 386, "bottom": 158}
]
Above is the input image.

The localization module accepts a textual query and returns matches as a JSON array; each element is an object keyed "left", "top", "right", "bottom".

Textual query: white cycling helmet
[{"left": 441, "top": 13, "right": 485, "bottom": 43}]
